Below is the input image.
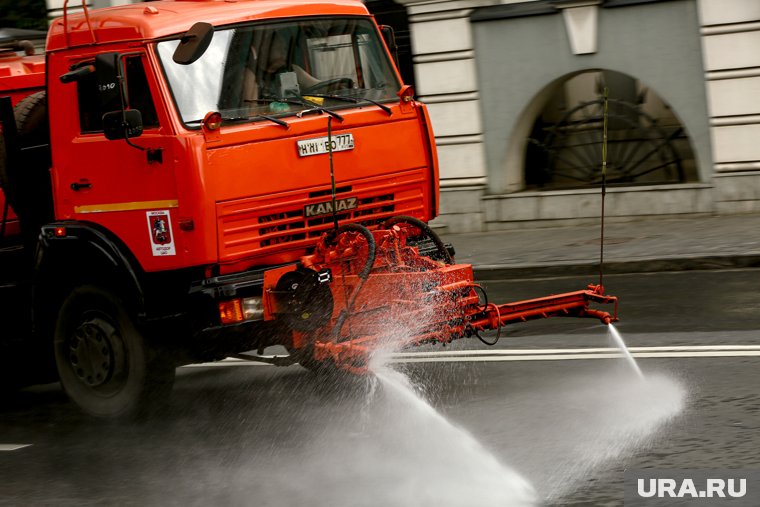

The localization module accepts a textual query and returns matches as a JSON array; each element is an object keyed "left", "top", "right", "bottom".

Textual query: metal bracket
[{"left": 317, "top": 268, "right": 332, "bottom": 284}]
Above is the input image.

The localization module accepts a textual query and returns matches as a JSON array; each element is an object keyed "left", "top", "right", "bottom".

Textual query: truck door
[{"left": 52, "top": 53, "right": 177, "bottom": 264}]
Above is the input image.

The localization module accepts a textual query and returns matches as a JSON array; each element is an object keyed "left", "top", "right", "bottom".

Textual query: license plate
[{"left": 297, "top": 133, "right": 354, "bottom": 157}]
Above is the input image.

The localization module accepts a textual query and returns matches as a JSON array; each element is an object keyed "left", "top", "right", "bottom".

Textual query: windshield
[{"left": 157, "top": 17, "right": 401, "bottom": 125}]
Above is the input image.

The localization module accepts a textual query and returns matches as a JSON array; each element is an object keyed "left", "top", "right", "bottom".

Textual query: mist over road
[{"left": 1, "top": 269, "right": 758, "bottom": 506}]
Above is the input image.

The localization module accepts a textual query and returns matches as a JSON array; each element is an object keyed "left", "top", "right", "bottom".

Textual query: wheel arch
[{"left": 34, "top": 221, "right": 146, "bottom": 325}]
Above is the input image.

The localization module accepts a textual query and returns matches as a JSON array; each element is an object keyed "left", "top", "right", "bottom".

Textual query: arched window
[{"left": 524, "top": 70, "right": 698, "bottom": 190}]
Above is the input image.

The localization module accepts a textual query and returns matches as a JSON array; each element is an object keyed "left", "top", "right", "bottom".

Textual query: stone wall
[
  {"left": 699, "top": 0, "right": 760, "bottom": 213},
  {"left": 400, "top": 0, "right": 760, "bottom": 231}
]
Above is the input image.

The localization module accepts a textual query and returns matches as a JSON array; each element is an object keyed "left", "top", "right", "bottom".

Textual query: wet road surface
[{"left": 1, "top": 269, "right": 759, "bottom": 506}]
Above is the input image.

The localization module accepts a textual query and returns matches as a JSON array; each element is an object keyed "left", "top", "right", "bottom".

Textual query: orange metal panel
[
  {"left": 47, "top": 0, "right": 371, "bottom": 51},
  {"left": 0, "top": 53, "right": 45, "bottom": 106}
]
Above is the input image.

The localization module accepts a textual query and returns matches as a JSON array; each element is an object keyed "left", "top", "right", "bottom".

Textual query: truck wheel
[
  {"left": 14, "top": 91, "right": 49, "bottom": 148},
  {"left": 287, "top": 345, "right": 325, "bottom": 372},
  {"left": 54, "top": 286, "right": 175, "bottom": 418},
  {"left": 2, "top": 91, "right": 53, "bottom": 235},
  {"left": 0, "top": 128, "right": 7, "bottom": 192}
]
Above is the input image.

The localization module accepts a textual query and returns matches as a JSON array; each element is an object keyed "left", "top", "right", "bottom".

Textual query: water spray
[{"left": 608, "top": 323, "right": 644, "bottom": 378}]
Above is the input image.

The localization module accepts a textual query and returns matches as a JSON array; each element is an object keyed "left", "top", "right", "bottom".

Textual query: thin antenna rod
[
  {"left": 599, "top": 86, "right": 608, "bottom": 290},
  {"left": 327, "top": 116, "right": 339, "bottom": 231}
]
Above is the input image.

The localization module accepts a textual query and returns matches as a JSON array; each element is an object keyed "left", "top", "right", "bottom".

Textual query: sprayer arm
[{"left": 468, "top": 286, "right": 618, "bottom": 331}]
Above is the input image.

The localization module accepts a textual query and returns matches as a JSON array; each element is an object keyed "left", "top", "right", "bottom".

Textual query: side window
[
  {"left": 77, "top": 56, "right": 160, "bottom": 133},
  {"left": 124, "top": 57, "right": 159, "bottom": 128},
  {"left": 76, "top": 71, "right": 105, "bottom": 133}
]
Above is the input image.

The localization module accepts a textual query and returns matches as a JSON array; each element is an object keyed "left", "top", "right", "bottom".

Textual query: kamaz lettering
[{"left": 304, "top": 197, "right": 359, "bottom": 217}]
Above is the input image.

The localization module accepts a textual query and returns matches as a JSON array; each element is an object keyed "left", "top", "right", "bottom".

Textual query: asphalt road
[{"left": 1, "top": 269, "right": 759, "bottom": 506}]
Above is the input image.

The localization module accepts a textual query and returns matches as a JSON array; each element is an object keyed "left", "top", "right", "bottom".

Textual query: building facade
[
  {"left": 399, "top": 0, "right": 760, "bottom": 231},
  {"left": 46, "top": 0, "right": 135, "bottom": 20}
]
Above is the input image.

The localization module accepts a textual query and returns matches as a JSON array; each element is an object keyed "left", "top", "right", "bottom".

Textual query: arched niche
[
  {"left": 523, "top": 69, "right": 699, "bottom": 191},
  {"left": 471, "top": 0, "right": 711, "bottom": 195}
]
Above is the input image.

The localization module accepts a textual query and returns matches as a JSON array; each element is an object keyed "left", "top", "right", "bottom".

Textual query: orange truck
[{"left": 0, "top": 0, "right": 617, "bottom": 418}]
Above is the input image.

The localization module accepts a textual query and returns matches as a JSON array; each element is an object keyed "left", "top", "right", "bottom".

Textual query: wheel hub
[{"left": 68, "top": 318, "right": 118, "bottom": 387}]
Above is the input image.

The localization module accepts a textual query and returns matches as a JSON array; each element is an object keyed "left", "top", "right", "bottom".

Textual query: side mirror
[
  {"left": 95, "top": 52, "right": 125, "bottom": 113},
  {"left": 379, "top": 25, "right": 399, "bottom": 66},
  {"left": 59, "top": 63, "right": 95, "bottom": 84},
  {"left": 173, "top": 22, "right": 214, "bottom": 65},
  {"left": 102, "top": 110, "right": 143, "bottom": 141}
]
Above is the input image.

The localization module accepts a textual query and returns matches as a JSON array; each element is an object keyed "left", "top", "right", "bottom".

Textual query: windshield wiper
[
  {"left": 246, "top": 97, "right": 344, "bottom": 122},
  {"left": 222, "top": 114, "right": 289, "bottom": 129},
  {"left": 302, "top": 93, "right": 393, "bottom": 116},
  {"left": 186, "top": 113, "right": 289, "bottom": 129}
]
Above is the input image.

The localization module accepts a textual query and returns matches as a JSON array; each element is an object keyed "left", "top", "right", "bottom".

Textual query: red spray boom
[{"left": 262, "top": 217, "right": 618, "bottom": 373}]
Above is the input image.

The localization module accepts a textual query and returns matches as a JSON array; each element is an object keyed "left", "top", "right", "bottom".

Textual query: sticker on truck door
[{"left": 146, "top": 210, "right": 176, "bottom": 256}]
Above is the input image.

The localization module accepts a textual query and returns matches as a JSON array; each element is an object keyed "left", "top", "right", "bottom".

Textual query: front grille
[
  {"left": 308, "top": 186, "right": 352, "bottom": 198},
  {"left": 258, "top": 210, "right": 306, "bottom": 247},
  {"left": 217, "top": 170, "right": 427, "bottom": 262},
  {"left": 259, "top": 193, "right": 395, "bottom": 247}
]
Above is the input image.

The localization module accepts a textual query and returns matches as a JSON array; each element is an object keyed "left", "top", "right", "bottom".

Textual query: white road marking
[
  {"left": 0, "top": 444, "right": 32, "bottom": 451},
  {"left": 182, "top": 358, "right": 274, "bottom": 368},
  {"left": 181, "top": 345, "right": 760, "bottom": 368},
  {"left": 391, "top": 350, "right": 760, "bottom": 364},
  {"left": 392, "top": 344, "right": 760, "bottom": 359}
]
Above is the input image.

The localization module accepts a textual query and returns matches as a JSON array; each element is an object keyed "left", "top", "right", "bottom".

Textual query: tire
[
  {"left": 1, "top": 118, "right": 13, "bottom": 230},
  {"left": 287, "top": 345, "right": 327, "bottom": 373},
  {"left": 2, "top": 91, "right": 53, "bottom": 238},
  {"left": 54, "top": 285, "right": 175, "bottom": 418},
  {"left": 14, "top": 91, "right": 49, "bottom": 148},
  {"left": 288, "top": 346, "right": 354, "bottom": 379},
  {"left": 0, "top": 126, "right": 7, "bottom": 192}
]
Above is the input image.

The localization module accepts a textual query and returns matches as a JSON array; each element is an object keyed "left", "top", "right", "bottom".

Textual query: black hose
[
  {"left": 323, "top": 222, "right": 376, "bottom": 280},
  {"left": 470, "top": 284, "right": 488, "bottom": 310},
  {"left": 382, "top": 215, "right": 453, "bottom": 265},
  {"left": 474, "top": 306, "right": 501, "bottom": 346},
  {"left": 468, "top": 283, "right": 500, "bottom": 346},
  {"left": 324, "top": 223, "right": 377, "bottom": 341}
]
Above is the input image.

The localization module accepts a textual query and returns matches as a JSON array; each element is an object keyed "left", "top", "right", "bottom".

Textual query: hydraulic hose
[
  {"left": 324, "top": 223, "right": 377, "bottom": 341},
  {"left": 475, "top": 303, "right": 501, "bottom": 346},
  {"left": 468, "top": 283, "right": 501, "bottom": 346},
  {"left": 382, "top": 215, "right": 453, "bottom": 265},
  {"left": 323, "top": 222, "right": 376, "bottom": 280}
]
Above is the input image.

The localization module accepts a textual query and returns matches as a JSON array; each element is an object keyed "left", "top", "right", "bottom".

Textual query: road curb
[{"left": 471, "top": 254, "right": 760, "bottom": 280}]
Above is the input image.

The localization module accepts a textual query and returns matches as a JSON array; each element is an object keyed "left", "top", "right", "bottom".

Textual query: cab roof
[{"left": 47, "top": 0, "right": 371, "bottom": 51}]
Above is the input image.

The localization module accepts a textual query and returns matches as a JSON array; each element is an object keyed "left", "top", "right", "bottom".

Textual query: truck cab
[{"left": 0, "top": 0, "right": 439, "bottom": 416}]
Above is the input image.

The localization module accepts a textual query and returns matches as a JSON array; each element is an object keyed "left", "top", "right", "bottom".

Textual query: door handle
[{"left": 70, "top": 182, "right": 92, "bottom": 191}]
